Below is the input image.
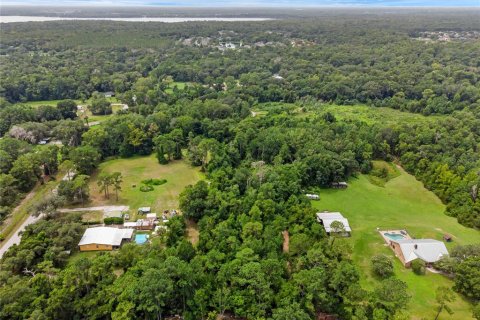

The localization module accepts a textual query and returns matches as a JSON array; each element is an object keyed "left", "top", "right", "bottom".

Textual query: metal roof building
[
  {"left": 316, "top": 212, "right": 352, "bottom": 233},
  {"left": 78, "top": 227, "right": 134, "bottom": 251},
  {"left": 391, "top": 239, "right": 448, "bottom": 264}
]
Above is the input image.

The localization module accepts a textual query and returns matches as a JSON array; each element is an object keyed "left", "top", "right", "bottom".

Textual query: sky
[{"left": 2, "top": 0, "right": 479, "bottom": 6}]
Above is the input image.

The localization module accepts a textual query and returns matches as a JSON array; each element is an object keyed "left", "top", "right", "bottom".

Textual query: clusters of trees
[
  {"left": 379, "top": 111, "right": 480, "bottom": 229},
  {"left": 1, "top": 12, "right": 479, "bottom": 319},
  {"left": 97, "top": 172, "right": 123, "bottom": 201},
  {"left": 1, "top": 135, "right": 411, "bottom": 320},
  {"left": 90, "top": 94, "right": 113, "bottom": 115},
  {"left": 0, "top": 138, "right": 59, "bottom": 221},
  {"left": 0, "top": 99, "right": 78, "bottom": 136},
  {"left": 2, "top": 13, "right": 479, "bottom": 115},
  {"left": 434, "top": 244, "right": 480, "bottom": 301}
]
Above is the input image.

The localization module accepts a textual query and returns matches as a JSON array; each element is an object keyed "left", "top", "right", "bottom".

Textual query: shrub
[
  {"left": 139, "top": 185, "right": 154, "bottom": 192},
  {"left": 104, "top": 217, "right": 124, "bottom": 225},
  {"left": 371, "top": 254, "right": 394, "bottom": 278},
  {"left": 83, "top": 220, "right": 102, "bottom": 225},
  {"left": 141, "top": 178, "right": 167, "bottom": 186},
  {"left": 411, "top": 259, "right": 426, "bottom": 275}
]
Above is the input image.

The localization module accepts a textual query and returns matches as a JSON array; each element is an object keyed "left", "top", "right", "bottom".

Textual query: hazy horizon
[{"left": 2, "top": 0, "right": 479, "bottom": 8}]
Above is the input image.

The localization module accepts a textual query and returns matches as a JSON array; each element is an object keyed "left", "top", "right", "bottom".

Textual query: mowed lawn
[
  {"left": 312, "top": 165, "right": 480, "bottom": 319},
  {"left": 88, "top": 155, "right": 203, "bottom": 216}
]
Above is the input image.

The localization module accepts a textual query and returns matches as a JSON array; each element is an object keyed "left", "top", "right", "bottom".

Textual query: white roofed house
[
  {"left": 389, "top": 239, "right": 449, "bottom": 267},
  {"left": 78, "top": 227, "right": 134, "bottom": 251},
  {"left": 316, "top": 212, "right": 352, "bottom": 236}
]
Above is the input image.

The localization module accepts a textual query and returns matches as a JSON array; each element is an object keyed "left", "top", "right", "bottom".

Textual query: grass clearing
[
  {"left": 68, "top": 250, "right": 102, "bottom": 266},
  {"left": 318, "top": 104, "right": 443, "bottom": 125},
  {"left": 256, "top": 102, "right": 444, "bottom": 126},
  {"left": 88, "top": 155, "right": 203, "bottom": 217},
  {"left": 80, "top": 211, "right": 104, "bottom": 223},
  {"left": 20, "top": 99, "right": 79, "bottom": 108},
  {"left": 312, "top": 163, "right": 479, "bottom": 319},
  {"left": 165, "top": 81, "right": 190, "bottom": 94}
]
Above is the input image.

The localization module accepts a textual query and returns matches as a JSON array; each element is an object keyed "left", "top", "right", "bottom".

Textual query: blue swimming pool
[
  {"left": 384, "top": 233, "right": 406, "bottom": 241},
  {"left": 135, "top": 234, "right": 148, "bottom": 244}
]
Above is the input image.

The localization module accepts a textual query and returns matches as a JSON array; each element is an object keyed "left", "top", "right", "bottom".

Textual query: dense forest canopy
[{"left": 0, "top": 8, "right": 479, "bottom": 320}]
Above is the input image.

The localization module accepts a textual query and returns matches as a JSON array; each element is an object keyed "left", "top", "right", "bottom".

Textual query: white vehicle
[{"left": 306, "top": 194, "right": 320, "bottom": 200}]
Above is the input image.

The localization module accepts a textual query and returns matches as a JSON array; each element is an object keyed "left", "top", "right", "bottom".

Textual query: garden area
[
  {"left": 88, "top": 155, "right": 203, "bottom": 218},
  {"left": 312, "top": 163, "right": 480, "bottom": 319}
]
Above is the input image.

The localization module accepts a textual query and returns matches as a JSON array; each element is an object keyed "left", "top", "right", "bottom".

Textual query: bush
[
  {"left": 104, "top": 217, "right": 124, "bottom": 225},
  {"left": 371, "top": 254, "right": 394, "bottom": 278},
  {"left": 139, "top": 185, "right": 154, "bottom": 192},
  {"left": 141, "top": 178, "right": 167, "bottom": 186},
  {"left": 83, "top": 220, "right": 102, "bottom": 225},
  {"left": 411, "top": 259, "right": 426, "bottom": 275}
]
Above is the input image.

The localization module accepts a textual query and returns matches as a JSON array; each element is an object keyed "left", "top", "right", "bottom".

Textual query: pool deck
[{"left": 379, "top": 229, "right": 412, "bottom": 244}]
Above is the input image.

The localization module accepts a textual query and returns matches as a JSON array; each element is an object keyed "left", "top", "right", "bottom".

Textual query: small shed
[
  {"left": 306, "top": 194, "right": 320, "bottom": 200},
  {"left": 443, "top": 234, "right": 453, "bottom": 242},
  {"left": 146, "top": 213, "right": 157, "bottom": 221}
]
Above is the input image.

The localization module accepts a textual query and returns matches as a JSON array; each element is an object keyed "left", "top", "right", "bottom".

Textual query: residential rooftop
[{"left": 78, "top": 227, "right": 134, "bottom": 247}]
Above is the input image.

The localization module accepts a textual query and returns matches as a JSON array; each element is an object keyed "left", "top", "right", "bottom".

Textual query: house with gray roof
[
  {"left": 389, "top": 238, "right": 448, "bottom": 267},
  {"left": 78, "top": 227, "right": 134, "bottom": 251}
]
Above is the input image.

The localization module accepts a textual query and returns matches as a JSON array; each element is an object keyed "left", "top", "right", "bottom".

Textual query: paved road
[
  {"left": 0, "top": 214, "right": 43, "bottom": 258},
  {"left": 0, "top": 171, "right": 75, "bottom": 258}
]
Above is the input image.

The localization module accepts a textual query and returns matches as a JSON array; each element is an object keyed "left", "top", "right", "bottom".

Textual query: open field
[
  {"left": 15, "top": 97, "right": 118, "bottom": 108},
  {"left": 19, "top": 99, "right": 80, "bottom": 108},
  {"left": 164, "top": 81, "right": 190, "bottom": 94},
  {"left": 312, "top": 164, "right": 480, "bottom": 319},
  {"left": 79, "top": 103, "right": 123, "bottom": 123},
  {"left": 80, "top": 211, "right": 104, "bottom": 223},
  {"left": 87, "top": 155, "right": 203, "bottom": 218},
  {"left": 318, "top": 104, "right": 444, "bottom": 125},
  {"left": 257, "top": 103, "right": 444, "bottom": 125},
  {"left": 14, "top": 98, "right": 124, "bottom": 125}
]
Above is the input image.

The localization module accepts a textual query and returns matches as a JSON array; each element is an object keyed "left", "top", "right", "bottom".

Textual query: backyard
[
  {"left": 87, "top": 155, "right": 203, "bottom": 218},
  {"left": 312, "top": 163, "right": 480, "bottom": 319}
]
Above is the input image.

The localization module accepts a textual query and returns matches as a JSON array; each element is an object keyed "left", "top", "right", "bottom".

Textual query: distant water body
[{"left": 0, "top": 16, "right": 273, "bottom": 23}]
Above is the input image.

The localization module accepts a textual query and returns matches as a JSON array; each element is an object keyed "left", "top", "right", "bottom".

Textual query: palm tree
[
  {"left": 97, "top": 173, "right": 112, "bottom": 199},
  {"left": 111, "top": 172, "right": 123, "bottom": 201}
]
